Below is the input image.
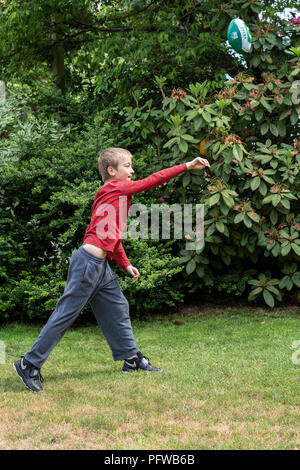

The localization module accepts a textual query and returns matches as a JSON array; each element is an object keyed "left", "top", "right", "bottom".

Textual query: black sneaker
[
  {"left": 13, "top": 357, "right": 44, "bottom": 392},
  {"left": 122, "top": 352, "right": 162, "bottom": 373}
]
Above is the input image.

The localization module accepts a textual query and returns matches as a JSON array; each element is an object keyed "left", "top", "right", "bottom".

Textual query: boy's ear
[{"left": 107, "top": 165, "right": 116, "bottom": 177}]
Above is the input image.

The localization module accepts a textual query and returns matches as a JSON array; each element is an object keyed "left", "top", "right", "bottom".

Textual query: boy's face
[{"left": 108, "top": 154, "right": 134, "bottom": 181}]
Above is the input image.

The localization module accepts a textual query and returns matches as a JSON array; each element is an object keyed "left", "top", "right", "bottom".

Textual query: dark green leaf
[
  {"left": 270, "top": 124, "right": 278, "bottom": 136},
  {"left": 263, "top": 290, "right": 275, "bottom": 307},
  {"left": 261, "top": 122, "right": 269, "bottom": 135},
  {"left": 186, "top": 259, "right": 196, "bottom": 275}
]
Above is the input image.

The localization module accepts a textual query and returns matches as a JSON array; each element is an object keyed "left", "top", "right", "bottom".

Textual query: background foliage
[{"left": 0, "top": 0, "right": 299, "bottom": 322}]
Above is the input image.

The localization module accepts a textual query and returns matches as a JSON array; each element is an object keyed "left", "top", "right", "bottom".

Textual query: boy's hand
[
  {"left": 186, "top": 157, "right": 210, "bottom": 170},
  {"left": 126, "top": 265, "right": 140, "bottom": 282}
]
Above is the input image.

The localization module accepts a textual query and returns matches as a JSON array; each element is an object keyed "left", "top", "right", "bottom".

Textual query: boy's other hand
[
  {"left": 186, "top": 157, "right": 210, "bottom": 170},
  {"left": 126, "top": 265, "right": 140, "bottom": 282}
]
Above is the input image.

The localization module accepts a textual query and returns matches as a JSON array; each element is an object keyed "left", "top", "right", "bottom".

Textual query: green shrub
[
  {"left": 121, "top": 39, "right": 300, "bottom": 308},
  {"left": 0, "top": 90, "right": 187, "bottom": 322}
]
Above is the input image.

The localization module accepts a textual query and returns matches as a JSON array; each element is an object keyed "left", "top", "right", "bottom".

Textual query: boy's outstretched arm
[
  {"left": 113, "top": 157, "right": 210, "bottom": 281},
  {"left": 118, "top": 157, "right": 210, "bottom": 196}
]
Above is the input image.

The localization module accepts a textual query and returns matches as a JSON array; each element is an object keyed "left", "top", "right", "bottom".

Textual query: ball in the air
[{"left": 227, "top": 18, "right": 252, "bottom": 54}]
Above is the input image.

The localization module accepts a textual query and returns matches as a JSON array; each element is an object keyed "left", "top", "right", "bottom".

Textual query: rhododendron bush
[{"left": 123, "top": 8, "right": 300, "bottom": 307}]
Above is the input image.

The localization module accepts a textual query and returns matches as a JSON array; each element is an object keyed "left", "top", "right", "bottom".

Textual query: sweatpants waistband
[{"left": 78, "top": 245, "right": 108, "bottom": 264}]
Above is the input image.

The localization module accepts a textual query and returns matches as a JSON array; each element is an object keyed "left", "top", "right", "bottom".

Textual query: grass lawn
[{"left": 0, "top": 304, "right": 299, "bottom": 450}]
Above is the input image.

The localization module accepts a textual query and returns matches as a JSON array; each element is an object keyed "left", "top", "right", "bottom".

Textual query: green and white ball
[{"left": 227, "top": 18, "right": 252, "bottom": 54}]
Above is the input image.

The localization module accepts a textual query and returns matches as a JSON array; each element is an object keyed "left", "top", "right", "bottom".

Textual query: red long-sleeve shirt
[{"left": 83, "top": 163, "right": 188, "bottom": 270}]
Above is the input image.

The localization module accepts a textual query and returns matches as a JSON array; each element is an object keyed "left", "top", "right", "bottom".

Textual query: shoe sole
[
  {"left": 13, "top": 363, "right": 42, "bottom": 392},
  {"left": 122, "top": 368, "right": 162, "bottom": 373}
]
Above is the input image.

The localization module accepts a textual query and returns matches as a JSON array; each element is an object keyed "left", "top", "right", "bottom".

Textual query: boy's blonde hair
[{"left": 98, "top": 147, "right": 132, "bottom": 182}]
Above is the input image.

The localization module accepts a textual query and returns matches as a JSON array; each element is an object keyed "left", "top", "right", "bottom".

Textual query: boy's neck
[{"left": 104, "top": 177, "right": 121, "bottom": 184}]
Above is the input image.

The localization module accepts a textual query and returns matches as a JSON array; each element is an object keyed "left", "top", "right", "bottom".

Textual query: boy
[{"left": 14, "top": 148, "right": 209, "bottom": 391}]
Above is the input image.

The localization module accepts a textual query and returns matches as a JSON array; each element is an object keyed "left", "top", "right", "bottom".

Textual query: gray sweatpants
[{"left": 24, "top": 246, "right": 140, "bottom": 368}]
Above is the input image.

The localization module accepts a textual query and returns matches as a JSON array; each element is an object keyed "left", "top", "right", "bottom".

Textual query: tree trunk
[
  {"left": 0, "top": 81, "right": 6, "bottom": 104},
  {"left": 52, "top": 14, "right": 65, "bottom": 94}
]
